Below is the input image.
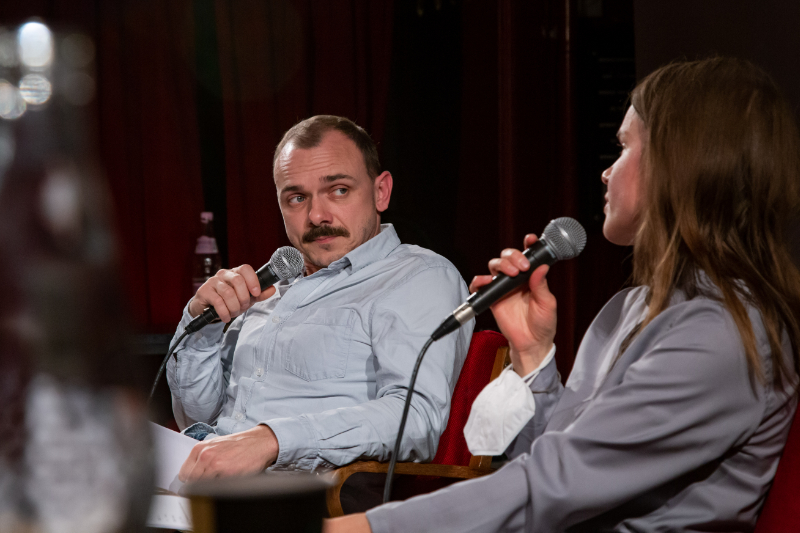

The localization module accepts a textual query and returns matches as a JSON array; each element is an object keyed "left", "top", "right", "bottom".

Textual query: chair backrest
[
  {"left": 754, "top": 401, "right": 800, "bottom": 532},
  {"left": 431, "top": 330, "right": 509, "bottom": 467}
]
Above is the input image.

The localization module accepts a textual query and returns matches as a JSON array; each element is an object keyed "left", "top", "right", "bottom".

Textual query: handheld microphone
[
  {"left": 431, "top": 217, "right": 587, "bottom": 340},
  {"left": 184, "top": 246, "right": 304, "bottom": 334}
]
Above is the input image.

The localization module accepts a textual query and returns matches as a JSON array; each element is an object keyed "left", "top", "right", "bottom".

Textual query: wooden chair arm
[{"left": 326, "top": 460, "right": 494, "bottom": 517}]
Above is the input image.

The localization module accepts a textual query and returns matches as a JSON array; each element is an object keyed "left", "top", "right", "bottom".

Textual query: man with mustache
[{"left": 166, "top": 115, "right": 474, "bottom": 488}]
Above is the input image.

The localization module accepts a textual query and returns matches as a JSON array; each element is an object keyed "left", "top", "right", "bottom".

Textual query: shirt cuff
[
  {"left": 178, "top": 301, "right": 226, "bottom": 348},
  {"left": 261, "top": 416, "right": 321, "bottom": 471},
  {"left": 516, "top": 344, "right": 556, "bottom": 385}
]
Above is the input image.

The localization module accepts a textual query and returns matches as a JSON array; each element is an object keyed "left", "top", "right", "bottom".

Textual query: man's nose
[{"left": 308, "top": 197, "right": 333, "bottom": 227}]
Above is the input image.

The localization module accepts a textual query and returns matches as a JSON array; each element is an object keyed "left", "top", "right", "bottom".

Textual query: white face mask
[
  {"left": 463, "top": 366, "right": 537, "bottom": 456},
  {"left": 463, "top": 345, "right": 556, "bottom": 456}
]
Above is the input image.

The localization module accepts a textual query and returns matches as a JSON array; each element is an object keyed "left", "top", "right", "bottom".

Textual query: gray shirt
[
  {"left": 167, "top": 224, "right": 474, "bottom": 471},
  {"left": 367, "top": 284, "right": 797, "bottom": 532}
]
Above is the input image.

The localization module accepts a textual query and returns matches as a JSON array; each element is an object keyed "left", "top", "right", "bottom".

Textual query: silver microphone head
[
  {"left": 269, "top": 246, "right": 304, "bottom": 280},
  {"left": 541, "top": 217, "right": 587, "bottom": 260}
]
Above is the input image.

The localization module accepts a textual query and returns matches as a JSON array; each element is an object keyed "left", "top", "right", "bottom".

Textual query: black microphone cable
[
  {"left": 148, "top": 330, "right": 189, "bottom": 406},
  {"left": 383, "top": 336, "right": 435, "bottom": 503}
]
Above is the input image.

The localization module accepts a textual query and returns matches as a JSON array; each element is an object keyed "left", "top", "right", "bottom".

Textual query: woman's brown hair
[{"left": 630, "top": 57, "right": 800, "bottom": 385}]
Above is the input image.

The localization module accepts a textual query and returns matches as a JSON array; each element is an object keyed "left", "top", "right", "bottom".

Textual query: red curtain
[
  {"left": 213, "top": 0, "right": 395, "bottom": 268},
  {"left": 96, "top": 1, "right": 205, "bottom": 329},
  {"left": 457, "top": 0, "right": 583, "bottom": 373},
  {"left": 0, "top": 1, "right": 205, "bottom": 330}
]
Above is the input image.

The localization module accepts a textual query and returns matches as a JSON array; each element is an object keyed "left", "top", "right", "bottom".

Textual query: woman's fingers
[
  {"left": 488, "top": 248, "right": 531, "bottom": 277},
  {"left": 528, "top": 264, "right": 555, "bottom": 306},
  {"left": 469, "top": 275, "right": 494, "bottom": 293}
]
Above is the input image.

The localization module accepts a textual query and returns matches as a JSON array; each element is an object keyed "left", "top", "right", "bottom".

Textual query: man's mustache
[{"left": 302, "top": 225, "right": 350, "bottom": 243}]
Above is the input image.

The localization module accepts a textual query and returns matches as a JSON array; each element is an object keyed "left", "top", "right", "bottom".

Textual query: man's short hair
[{"left": 273, "top": 115, "right": 382, "bottom": 179}]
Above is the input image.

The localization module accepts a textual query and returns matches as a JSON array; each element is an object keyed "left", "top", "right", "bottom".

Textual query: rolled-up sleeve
[{"left": 264, "top": 265, "right": 474, "bottom": 471}]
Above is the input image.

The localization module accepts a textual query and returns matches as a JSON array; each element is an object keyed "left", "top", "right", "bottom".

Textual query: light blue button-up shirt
[{"left": 167, "top": 224, "right": 474, "bottom": 472}]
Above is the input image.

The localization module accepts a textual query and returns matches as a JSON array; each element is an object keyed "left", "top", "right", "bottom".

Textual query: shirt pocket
[{"left": 282, "top": 308, "right": 355, "bottom": 381}]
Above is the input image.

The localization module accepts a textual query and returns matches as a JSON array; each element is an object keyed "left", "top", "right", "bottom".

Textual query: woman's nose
[{"left": 601, "top": 166, "right": 612, "bottom": 184}]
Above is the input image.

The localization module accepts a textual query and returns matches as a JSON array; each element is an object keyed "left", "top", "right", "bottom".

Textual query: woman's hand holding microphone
[{"left": 470, "top": 234, "right": 557, "bottom": 377}]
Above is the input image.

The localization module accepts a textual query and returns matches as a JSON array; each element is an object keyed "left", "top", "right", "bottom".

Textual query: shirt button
[
  {"left": 235, "top": 412, "right": 243, "bottom": 420},
  {"left": 255, "top": 368, "right": 263, "bottom": 377},
  {"left": 272, "top": 316, "right": 280, "bottom": 323}
]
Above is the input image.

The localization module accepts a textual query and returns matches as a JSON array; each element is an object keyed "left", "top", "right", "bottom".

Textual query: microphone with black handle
[
  {"left": 383, "top": 217, "right": 587, "bottom": 503},
  {"left": 148, "top": 246, "right": 304, "bottom": 405},
  {"left": 185, "top": 246, "right": 305, "bottom": 334},
  {"left": 431, "top": 217, "right": 587, "bottom": 340}
]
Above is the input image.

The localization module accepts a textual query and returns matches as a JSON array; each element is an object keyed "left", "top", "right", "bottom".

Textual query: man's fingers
[
  {"left": 206, "top": 287, "right": 232, "bottom": 323},
  {"left": 178, "top": 443, "right": 202, "bottom": 482},
  {"left": 217, "top": 280, "right": 243, "bottom": 321},
  {"left": 230, "top": 273, "right": 253, "bottom": 309},
  {"left": 523, "top": 233, "right": 539, "bottom": 248},
  {"left": 256, "top": 285, "right": 277, "bottom": 302},
  {"left": 233, "top": 264, "right": 261, "bottom": 297},
  {"left": 188, "top": 446, "right": 219, "bottom": 482}
]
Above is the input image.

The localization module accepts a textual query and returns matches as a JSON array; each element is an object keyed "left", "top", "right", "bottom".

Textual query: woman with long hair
[{"left": 326, "top": 57, "right": 800, "bottom": 532}]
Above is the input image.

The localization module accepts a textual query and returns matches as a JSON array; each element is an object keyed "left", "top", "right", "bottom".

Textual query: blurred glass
[
  {"left": 19, "top": 73, "right": 52, "bottom": 105},
  {"left": 0, "top": 20, "right": 152, "bottom": 533},
  {"left": 0, "top": 79, "right": 26, "bottom": 119},
  {"left": 17, "top": 21, "right": 54, "bottom": 69}
]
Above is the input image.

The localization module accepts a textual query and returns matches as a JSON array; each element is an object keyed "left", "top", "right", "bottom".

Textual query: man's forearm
[
  {"left": 264, "top": 390, "right": 444, "bottom": 471},
  {"left": 166, "top": 302, "right": 230, "bottom": 428}
]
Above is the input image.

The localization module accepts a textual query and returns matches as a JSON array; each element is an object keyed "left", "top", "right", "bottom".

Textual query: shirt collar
[{"left": 326, "top": 223, "right": 401, "bottom": 274}]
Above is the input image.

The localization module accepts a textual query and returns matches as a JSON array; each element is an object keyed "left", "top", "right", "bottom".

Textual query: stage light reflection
[
  {"left": 19, "top": 73, "right": 52, "bottom": 105},
  {"left": 18, "top": 21, "right": 53, "bottom": 69},
  {"left": 0, "top": 80, "right": 26, "bottom": 119}
]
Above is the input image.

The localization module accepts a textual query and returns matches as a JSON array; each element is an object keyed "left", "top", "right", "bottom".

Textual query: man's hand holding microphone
[{"left": 188, "top": 264, "right": 277, "bottom": 323}]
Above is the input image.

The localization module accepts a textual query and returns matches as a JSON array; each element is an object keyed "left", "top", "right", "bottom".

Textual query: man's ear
[{"left": 373, "top": 171, "right": 393, "bottom": 213}]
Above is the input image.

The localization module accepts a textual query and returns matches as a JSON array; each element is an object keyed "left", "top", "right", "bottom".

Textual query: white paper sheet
[
  {"left": 150, "top": 422, "right": 198, "bottom": 493},
  {"left": 146, "top": 494, "right": 193, "bottom": 530}
]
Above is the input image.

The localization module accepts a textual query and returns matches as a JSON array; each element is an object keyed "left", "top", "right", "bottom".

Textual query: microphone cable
[
  {"left": 383, "top": 336, "right": 435, "bottom": 503},
  {"left": 147, "top": 330, "right": 189, "bottom": 406}
]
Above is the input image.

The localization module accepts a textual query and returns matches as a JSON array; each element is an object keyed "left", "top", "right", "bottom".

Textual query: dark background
[{"left": 2, "top": 0, "right": 799, "bottom": 414}]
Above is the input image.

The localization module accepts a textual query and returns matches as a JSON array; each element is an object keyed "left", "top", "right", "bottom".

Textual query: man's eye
[
  {"left": 333, "top": 188, "right": 348, "bottom": 196},
  {"left": 288, "top": 195, "right": 305, "bottom": 204}
]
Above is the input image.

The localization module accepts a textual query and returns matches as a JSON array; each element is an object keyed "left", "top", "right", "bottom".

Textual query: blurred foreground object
[
  {"left": 185, "top": 473, "right": 330, "bottom": 533},
  {"left": 0, "top": 20, "right": 152, "bottom": 532}
]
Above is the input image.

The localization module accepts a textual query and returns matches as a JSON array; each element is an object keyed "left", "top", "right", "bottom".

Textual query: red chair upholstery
[
  {"left": 326, "top": 329, "right": 509, "bottom": 516},
  {"left": 430, "top": 329, "right": 510, "bottom": 467},
  {"left": 754, "top": 402, "right": 800, "bottom": 532}
]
